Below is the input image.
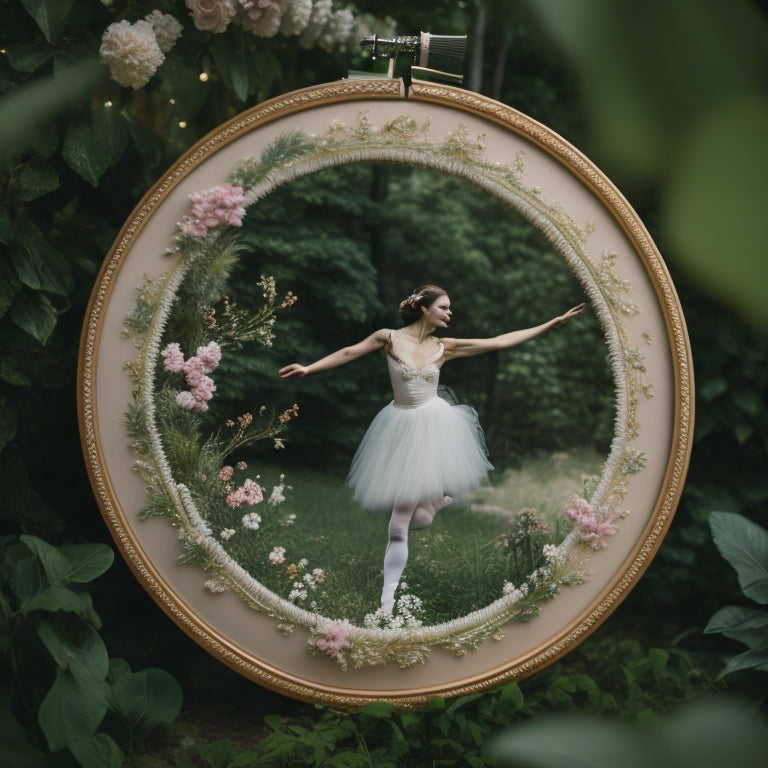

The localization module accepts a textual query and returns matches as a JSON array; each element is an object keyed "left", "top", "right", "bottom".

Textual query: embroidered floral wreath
[{"left": 123, "top": 113, "right": 651, "bottom": 670}]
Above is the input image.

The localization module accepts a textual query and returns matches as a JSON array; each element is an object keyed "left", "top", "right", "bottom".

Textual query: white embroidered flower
[
  {"left": 185, "top": 0, "right": 237, "bottom": 34},
  {"left": 269, "top": 546, "right": 286, "bottom": 564},
  {"left": 144, "top": 10, "right": 183, "bottom": 52},
  {"left": 502, "top": 581, "right": 525, "bottom": 603},
  {"left": 204, "top": 578, "right": 227, "bottom": 593},
  {"left": 279, "top": 0, "right": 312, "bottom": 36},
  {"left": 242, "top": 511, "right": 262, "bottom": 530},
  {"left": 100, "top": 20, "right": 165, "bottom": 89},
  {"left": 220, "top": 527, "right": 236, "bottom": 540}
]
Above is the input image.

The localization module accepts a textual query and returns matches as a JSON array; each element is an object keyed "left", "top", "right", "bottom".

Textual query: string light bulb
[{"left": 199, "top": 72, "right": 209, "bottom": 82}]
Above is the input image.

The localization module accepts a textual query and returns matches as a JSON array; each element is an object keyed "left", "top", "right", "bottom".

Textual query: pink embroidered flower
[
  {"left": 162, "top": 342, "right": 186, "bottom": 373},
  {"left": 196, "top": 341, "right": 222, "bottom": 372},
  {"left": 191, "top": 374, "right": 216, "bottom": 403},
  {"left": 241, "top": 478, "right": 263, "bottom": 505},
  {"left": 218, "top": 465, "right": 234, "bottom": 481},
  {"left": 316, "top": 621, "right": 350, "bottom": 666},
  {"left": 175, "top": 391, "right": 197, "bottom": 409},
  {"left": 226, "top": 487, "right": 246, "bottom": 508},
  {"left": 180, "top": 184, "right": 246, "bottom": 238},
  {"left": 566, "top": 496, "right": 617, "bottom": 549}
]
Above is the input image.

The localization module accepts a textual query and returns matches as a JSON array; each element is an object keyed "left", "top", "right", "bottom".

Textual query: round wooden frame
[{"left": 78, "top": 79, "right": 693, "bottom": 708}]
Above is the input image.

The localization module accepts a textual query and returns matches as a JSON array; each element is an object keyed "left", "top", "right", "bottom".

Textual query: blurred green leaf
[
  {"left": 10, "top": 218, "right": 73, "bottom": 294},
  {"left": 91, "top": 106, "right": 129, "bottom": 167},
  {"left": 705, "top": 605, "right": 768, "bottom": 647},
  {"left": 6, "top": 41, "right": 56, "bottom": 72},
  {"left": 37, "top": 619, "right": 109, "bottom": 685},
  {"left": 11, "top": 158, "right": 59, "bottom": 201},
  {"left": 108, "top": 667, "right": 183, "bottom": 748},
  {"left": 19, "top": 0, "right": 74, "bottom": 43},
  {"left": 68, "top": 733, "right": 124, "bottom": 768},
  {"left": 710, "top": 511, "right": 768, "bottom": 603},
  {"left": 7, "top": 290, "right": 56, "bottom": 343},
  {"left": 38, "top": 667, "right": 107, "bottom": 752},
  {"left": 63, "top": 121, "right": 110, "bottom": 187},
  {"left": 664, "top": 96, "right": 768, "bottom": 331},
  {"left": 0, "top": 393, "right": 17, "bottom": 450}
]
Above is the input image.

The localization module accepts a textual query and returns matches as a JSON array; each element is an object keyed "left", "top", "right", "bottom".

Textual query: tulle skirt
[{"left": 346, "top": 396, "right": 493, "bottom": 511}]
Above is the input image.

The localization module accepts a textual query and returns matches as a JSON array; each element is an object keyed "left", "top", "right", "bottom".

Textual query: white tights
[{"left": 380, "top": 496, "right": 452, "bottom": 613}]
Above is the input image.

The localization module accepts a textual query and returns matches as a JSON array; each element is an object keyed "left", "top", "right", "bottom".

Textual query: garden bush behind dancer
[{"left": 280, "top": 285, "right": 584, "bottom": 614}]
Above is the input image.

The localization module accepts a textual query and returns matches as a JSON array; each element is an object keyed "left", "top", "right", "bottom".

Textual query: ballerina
[{"left": 279, "top": 285, "right": 584, "bottom": 613}]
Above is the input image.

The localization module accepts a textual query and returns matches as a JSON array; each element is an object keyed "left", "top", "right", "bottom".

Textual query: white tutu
[{"left": 346, "top": 355, "right": 493, "bottom": 511}]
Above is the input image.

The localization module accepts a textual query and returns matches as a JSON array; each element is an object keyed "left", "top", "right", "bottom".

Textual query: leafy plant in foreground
[
  {"left": 704, "top": 511, "right": 768, "bottom": 678},
  {"left": 0, "top": 535, "right": 182, "bottom": 767}
]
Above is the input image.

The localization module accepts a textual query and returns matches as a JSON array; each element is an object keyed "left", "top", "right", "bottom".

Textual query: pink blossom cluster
[
  {"left": 315, "top": 621, "right": 350, "bottom": 666},
  {"left": 179, "top": 183, "right": 246, "bottom": 238},
  {"left": 225, "top": 478, "right": 263, "bottom": 508},
  {"left": 565, "top": 496, "right": 617, "bottom": 549},
  {"left": 162, "top": 341, "right": 222, "bottom": 412}
]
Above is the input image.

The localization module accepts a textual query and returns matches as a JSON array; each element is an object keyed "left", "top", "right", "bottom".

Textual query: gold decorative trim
[{"left": 78, "top": 80, "right": 693, "bottom": 709}]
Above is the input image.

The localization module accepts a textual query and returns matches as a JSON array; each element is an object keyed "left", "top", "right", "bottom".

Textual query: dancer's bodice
[{"left": 385, "top": 355, "right": 441, "bottom": 408}]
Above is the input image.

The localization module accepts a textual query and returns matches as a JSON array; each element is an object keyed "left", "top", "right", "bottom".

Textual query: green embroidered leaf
[
  {"left": 710, "top": 511, "right": 768, "bottom": 604},
  {"left": 19, "top": 0, "right": 74, "bottom": 42},
  {"left": 63, "top": 121, "right": 110, "bottom": 187},
  {"left": 8, "top": 290, "right": 57, "bottom": 344}
]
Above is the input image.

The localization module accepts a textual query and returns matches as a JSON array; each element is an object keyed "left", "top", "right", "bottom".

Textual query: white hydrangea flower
[
  {"left": 280, "top": 0, "right": 312, "bottom": 36},
  {"left": 317, "top": 7, "right": 354, "bottom": 52},
  {"left": 144, "top": 10, "right": 184, "bottom": 53},
  {"left": 348, "top": 12, "right": 396, "bottom": 48},
  {"left": 298, "top": 0, "right": 332, "bottom": 48},
  {"left": 100, "top": 19, "right": 165, "bottom": 89}
]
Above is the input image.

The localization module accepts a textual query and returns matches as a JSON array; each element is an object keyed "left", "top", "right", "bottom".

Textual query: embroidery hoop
[{"left": 78, "top": 79, "right": 693, "bottom": 708}]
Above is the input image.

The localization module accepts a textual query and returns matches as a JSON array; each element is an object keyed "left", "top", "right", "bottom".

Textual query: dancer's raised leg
[
  {"left": 381, "top": 503, "right": 416, "bottom": 613},
  {"left": 409, "top": 495, "right": 453, "bottom": 530}
]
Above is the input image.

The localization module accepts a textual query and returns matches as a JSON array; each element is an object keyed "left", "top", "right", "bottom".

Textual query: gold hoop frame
[{"left": 78, "top": 79, "right": 693, "bottom": 708}]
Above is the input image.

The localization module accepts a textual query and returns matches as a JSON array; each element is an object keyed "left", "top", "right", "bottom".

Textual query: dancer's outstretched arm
[
  {"left": 443, "top": 303, "right": 585, "bottom": 360},
  {"left": 279, "top": 328, "right": 389, "bottom": 378}
]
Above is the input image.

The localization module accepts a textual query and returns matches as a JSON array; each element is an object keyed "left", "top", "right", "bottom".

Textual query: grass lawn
[{"left": 213, "top": 447, "right": 605, "bottom": 626}]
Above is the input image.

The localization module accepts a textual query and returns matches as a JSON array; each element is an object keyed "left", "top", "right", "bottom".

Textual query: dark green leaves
[
  {"left": 705, "top": 512, "right": 768, "bottom": 677},
  {"left": 19, "top": 0, "right": 74, "bottom": 42},
  {"left": 10, "top": 219, "right": 72, "bottom": 295},
  {"left": 710, "top": 511, "right": 768, "bottom": 603}
]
